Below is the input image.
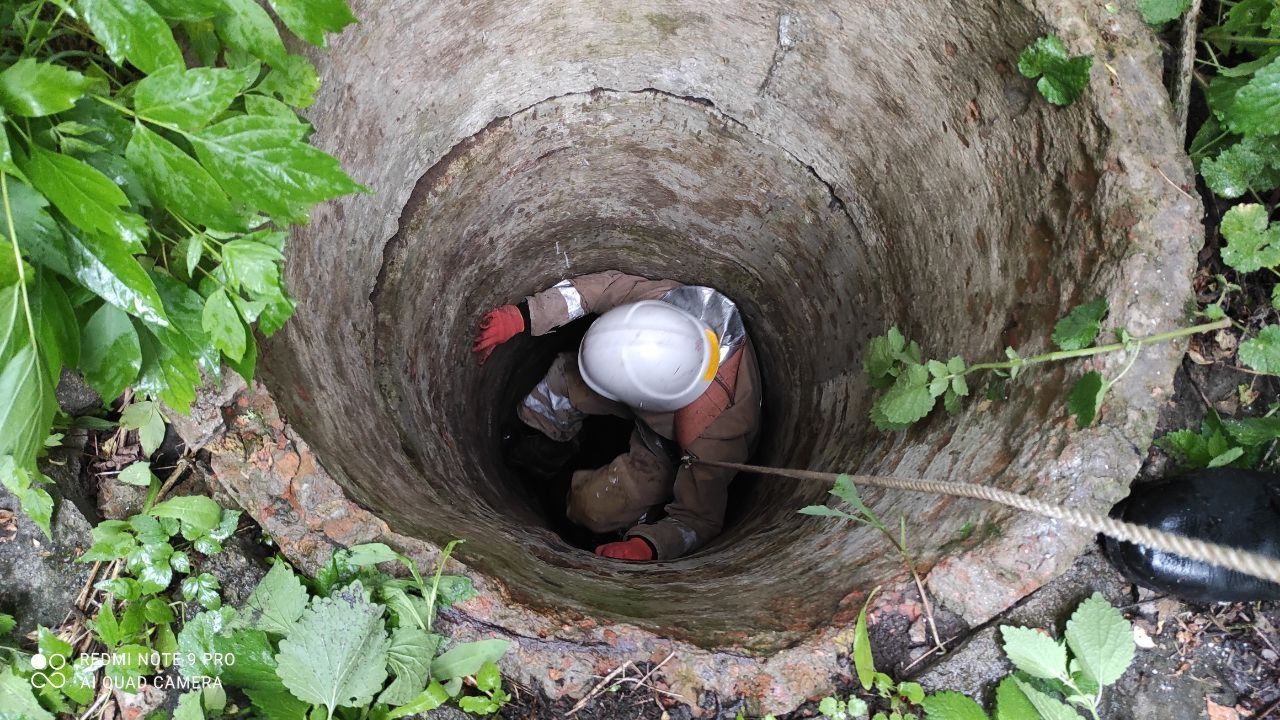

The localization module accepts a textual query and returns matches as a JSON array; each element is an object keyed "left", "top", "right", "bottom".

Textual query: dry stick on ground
[{"left": 566, "top": 661, "right": 635, "bottom": 716}]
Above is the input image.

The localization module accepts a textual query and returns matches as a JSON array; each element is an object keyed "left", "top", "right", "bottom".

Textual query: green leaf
[
  {"left": 126, "top": 123, "right": 244, "bottom": 232},
  {"left": 190, "top": 115, "right": 364, "bottom": 223},
  {"left": 175, "top": 690, "right": 205, "bottom": 720},
  {"left": 431, "top": 638, "right": 510, "bottom": 682},
  {"left": 135, "top": 65, "right": 246, "bottom": 132},
  {"left": 0, "top": 612, "right": 14, "bottom": 636},
  {"left": 994, "top": 677, "right": 1039, "bottom": 720},
  {"left": 256, "top": 54, "right": 321, "bottom": 107},
  {"left": 80, "top": 303, "right": 142, "bottom": 402},
  {"left": 202, "top": 289, "right": 246, "bottom": 361},
  {"left": 147, "top": 0, "right": 228, "bottom": 21},
  {"left": 385, "top": 681, "right": 449, "bottom": 719},
  {"left": 118, "top": 461, "right": 154, "bottom": 486},
  {"left": 215, "top": 0, "right": 288, "bottom": 66},
  {"left": 1017, "top": 35, "right": 1093, "bottom": 106},
  {"left": 1207, "top": 446, "right": 1246, "bottom": 468},
  {"left": 1066, "top": 371, "right": 1106, "bottom": 428},
  {"left": 853, "top": 589, "right": 878, "bottom": 691},
  {"left": 1010, "top": 679, "right": 1083, "bottom": 720},
  {"left": 378, "top": 626, "right": 442, "bottom": 706},
  {"left": 151, "top": 495, "right": 222, "bottom": 532},
  {"left": 1000, "top": 626, "right": 1068, "bottom": 680},
  {"left": 275, "top": 581, "right": 391, "bottom": 717},
  {"left": 1240, "top": 324, "right": 1280, "bottom": 373},
  {"left": 241, "top": 561, "right": 308, "bottom": 635},
  {"left": 20, "top": 219, "right": 168, "bottom": 326},
  {"left": 32, "top": 269, "right": 79, "bottom": 377},
  {"left": 1227, "top": 56, "right": 1280, "bottom": 136},
  {"left": 1138, "top": 0, "right": 1192, "bottom": 24},
  {"left": 0, "top": 58, "right": 88, "bottom": 117},
  {"left": 920, "top": 691, "right": 989, "bottom": 720},
  {"left": 245, "top": 686, "right": 312, "bottom": 720},
  {"left": 1201, "top": 135, "right": 1280, "bottom": 199},
  {"left": 120, "top": 400, "right": 167, "bottom": 456},
  {"left": 873, "top": 363, "right": 935, "bottom": 428},
  {"left": 21, "top": 146, "right": 148, "bottom": 254},
  {"left": 1064, "top": 592, "right": 1135, "bottom": 687},
  {"left": 0, "top": 667, "right": 54, "bottom": 720},
  {"left": 1052, "top": 299, "right": 1108, "bottom": 351},
  {"left": 222, "top": 234, "right": 284, "bottom": 293},
  {"left": 267, "top": 0, "right": 357, "bottom": 46},
  {"left": 182, "top": 572, "right": 222, "bottom": 609},
  {"left": 1222, "top": 416, "right": 1280, "bottom": 445},
  {"left": 0, "top": 347, "right": 57, "bottom": 469},
  {"left": 77, "top": 0, "right": 183, "bottom": 74},
  {"left": 1220, "top": 204, "right": 1280, "bottom": 272}
]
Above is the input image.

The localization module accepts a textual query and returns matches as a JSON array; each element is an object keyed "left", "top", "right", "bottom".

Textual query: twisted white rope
[{"left": 691, "top": 458, "right": 1280, "bottom": 586}]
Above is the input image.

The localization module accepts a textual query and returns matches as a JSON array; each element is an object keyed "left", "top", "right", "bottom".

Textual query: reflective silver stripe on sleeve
[
  {"left": 521, "top": 377, "right": 583, "bottom": 436},
  {"left": 554, "top": 279, "right": 585, "bottom": 321}
]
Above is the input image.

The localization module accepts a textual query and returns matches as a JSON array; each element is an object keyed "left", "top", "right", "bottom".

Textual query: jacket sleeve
[
  {"left": 525, "top": 271, "right": 680, "bottom": 336},
  {"left": 626, "top": 432, "right": 749, "bottom": 560}
]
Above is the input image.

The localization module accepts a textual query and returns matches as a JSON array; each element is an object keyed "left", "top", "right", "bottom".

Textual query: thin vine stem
[
  {"left": 965, "top": 318, "right": 1231, "bottom": 374},
  {"left": 1, "top": 173, "right": 38, "bottom": 344}
]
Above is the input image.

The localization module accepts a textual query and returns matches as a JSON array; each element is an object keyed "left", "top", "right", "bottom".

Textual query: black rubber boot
[{"left": 1103, "top": 468, "right": 1280, "bottom": 603}]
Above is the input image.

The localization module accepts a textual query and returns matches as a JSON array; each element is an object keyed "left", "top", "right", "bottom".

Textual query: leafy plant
[
  {"left": 865, "top": 300, "right": 1227, "bottom": 432},
  {"left": 918, "top": 595, "right": 1137, "bottom": 720},
  {"left": 1138, "top": 0, "right": 1193, "bottom": 26},
  {"left": 176, "top": 540, "right": 511, "bottom": 719},
  {"left": 1017, "top": 35, "right": 1093, "bottom": 106},
  {"left": 1193, "top": 2, "right": 1280, "bottom": 200},
  {"left": 0, "top": 0, "right": 364, "bottom": 538}
]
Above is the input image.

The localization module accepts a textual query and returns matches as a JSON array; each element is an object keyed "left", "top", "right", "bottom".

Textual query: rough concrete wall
[{"left": 216, "top": 0, "right": 1205, "bottom": 712}]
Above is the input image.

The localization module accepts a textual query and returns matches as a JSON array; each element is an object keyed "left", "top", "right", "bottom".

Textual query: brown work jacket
[{"left": 526, "top": 271, "right": 762, "bottom": 559}]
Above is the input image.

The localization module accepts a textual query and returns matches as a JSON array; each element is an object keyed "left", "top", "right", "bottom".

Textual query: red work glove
[
  {"left": 473, "top": 304, "right": 525, "bottom": 365},
  {"left": 594, "top": 537, "right": 654, "bottom": 561}
]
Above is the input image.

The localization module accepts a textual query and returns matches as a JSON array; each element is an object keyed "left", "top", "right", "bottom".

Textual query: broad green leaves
[
  {"left": 430, "top": 639, "right": 509, "bottom": 682},
  {"left": 1051, "top": 299, "right": 1107, "bottom": 351},
  {"left": 21, "top": 145, "right": 148, "bottom": 254},
  {"left": 268, "top": 0, "right": 358, "bottom": 47},
  {"left": 1066, "top": 371, "right": 1106, "bottom": 429},
  {"left": 864, "top": 327, "right": 969, "bottom": 431},
  {"left": 1017, "top": 35, "right": 1093, "bottom": 107},
  {"left": 1064, "top": 593, "right": 1135, "bottom": 686},
  {"left": 0, "top": 0, "right": 360, "bottom": 534},
  {"left": 241, "top": 562, "right": 309, "bottom": 636},
  {"left": 919, "top": 691, "right": 989, "bottom": 720},
  {"left": 1220, "top": 204, "right": 1280, "bottom": 272},
  {"left": 79, "top": 303, "right": 142, "bottom": 402},
  {"left": 0, "top": 59, "right": 88, "bottom": 117},
  {"left": 1138, "top": 0, "right": 1193, "bottom": 26},
  {"left": 126, "top": 124, "right": 243, "bottom": 232},
  {"left": 1000, "top": 626, "right": 1069, "bottom": 681},
  {"left": 135, "top": 66, "right": 245, "bottom": 132},
  {"left": 1239, "top": 324, "right": 1280, "bottom": 372},
  {"left": 275, "top": 581, "right": 391, "bottom": 717},
  {"left": 77, "top": 0, "right": 184, "bottom": 74},
  {"left": 190, "top": 114, "right": 365, "bottom": 223}
]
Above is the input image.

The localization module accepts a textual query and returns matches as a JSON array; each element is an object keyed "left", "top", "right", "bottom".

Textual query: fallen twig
[
  {"left": 566, "top": 661, "right": 634, "bottom": 716},
  {"left": 1174, "top": 0, "right": 1204, "bottom": 137}
]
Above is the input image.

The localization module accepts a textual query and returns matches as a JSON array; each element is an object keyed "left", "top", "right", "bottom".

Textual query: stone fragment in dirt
[
  {"left": 0, "top": 481, "right": 93, "bottom": 638},
  {"left": 55, "top": 369, "right": 102, "bottom": 416},
  {"left": 0, "top": 509, "right": 15, "bottom": 542},
  {"left": 162, "top": 371, "right": 247, "bottom": 453},
  {"left": 97, "top": 477, "right": 149, "bottom": 520},
  {"left": 197, "top": 533, "right": 270, "bottom": 608},
  {"left": 114, "top": 682, "right": 168, "bottom": 720},
  {"left": 1206, "top": 699, "right": 1240, "bottom": 720}
]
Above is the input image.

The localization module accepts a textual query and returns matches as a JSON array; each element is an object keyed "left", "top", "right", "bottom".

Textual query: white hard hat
[{"left": 578, "top": 301, "right": 719, "bottom": 412}]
